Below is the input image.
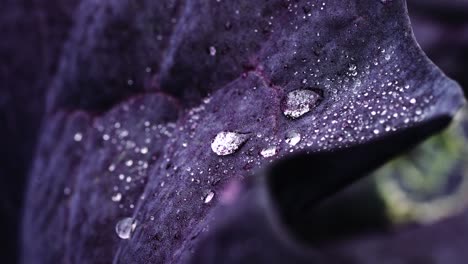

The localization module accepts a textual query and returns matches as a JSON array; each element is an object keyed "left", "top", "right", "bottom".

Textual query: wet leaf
[{"left": 21, "top": 0, "right": 465, "bottom": 263}]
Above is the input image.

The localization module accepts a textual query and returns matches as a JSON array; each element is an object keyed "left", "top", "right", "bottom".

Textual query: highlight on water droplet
[
  {"left": 211, "top": 131, "right": 249, "bottom": 156},
  {"left": 204, "top": 190, "right": 215, "bottom": 204},
  {"left": 281, "top": 88, "right": 322, "bottom": 119},
  {"left": 260, "top": 146, "right": 277, "bottom": 158},
  {"left": 115, "top": 217, "right": 137, "bottom": 239},
  {"left": 285, "top": 131, "right": 301, "bottom": 146}
]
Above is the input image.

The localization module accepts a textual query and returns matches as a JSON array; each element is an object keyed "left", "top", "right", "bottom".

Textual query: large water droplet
[
  {"left": 285, "top": 131, "right": 301, "bottom": 146},
  {"left": 115, "top": 217, "right": 137, "bottom": 239},
  {"left": 211, "top": 131, "right": 249, "bottom": 156},
  {"left": 260, "top": 146, "right": 277, "bottom": 158},
  {"left": 282, "top": 89, "right": 322, "bottom": 119}
]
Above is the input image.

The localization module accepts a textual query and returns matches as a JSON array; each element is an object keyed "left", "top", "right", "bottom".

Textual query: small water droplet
[
  {"left": 140, "top": 147, "right": 148, "bottom": 154},
  {"left": 409, "top": 98, "right": 416, "bottom": 104},
  {"left": 224, "top": 21, "right": 232, "bottom": 30},
  {"left": 260, "top": 146, "right": 277, "bottom": 158},
  {"left": 112, "top": 193, "right": 122, "bottom": 202},
  {"left": 211, "top": 131, "right": 249, "bottom": 156},
  {"left": 285, "top": 131, "right": 301, "bottom": 146},
  {"left": 73, "top": 133, "right": 83, "bottom": 142},
  {"left": 209, "top": 46, "right": 216, "bottom": 56},
  {"left": 282, "top": 89, "right": 322, "bottom": 119},
  {"left": 115, "top": 217, "right": 137, "bottom": 239},
  {"left": 204, "top": 191, "right": 215, "bottom": 203}
]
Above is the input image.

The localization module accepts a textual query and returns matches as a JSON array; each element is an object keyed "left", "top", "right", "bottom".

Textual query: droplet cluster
[{"left": 80, "top": 0, "right": 443, "bottom": 245}]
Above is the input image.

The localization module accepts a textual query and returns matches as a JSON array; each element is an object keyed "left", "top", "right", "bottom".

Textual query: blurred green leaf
[{"left": 376, "top": 107, "right": 468, "bottom": 224}]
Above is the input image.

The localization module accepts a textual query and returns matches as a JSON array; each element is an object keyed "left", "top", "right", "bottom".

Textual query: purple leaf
[
  {"left": 21, "top": 0, "right": 465, "bottom": 263},
  {"left": 0, "top": 1, "right": 79, "bottom": 262}
]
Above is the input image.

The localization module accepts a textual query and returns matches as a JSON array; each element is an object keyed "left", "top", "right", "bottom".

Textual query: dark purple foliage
[
  {"left": 0, "top": 0, "right": 466, "bottom": 263},
  {"left": 0, "top": 0, "right": 79, "bottom": 262},
  {"left": 409, "top": 0, "right": 468, "bottom": 93}
]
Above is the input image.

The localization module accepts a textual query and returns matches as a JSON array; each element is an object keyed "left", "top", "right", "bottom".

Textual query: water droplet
[
  {"left": 224, "top": 21, "right": 232, "bottom": 30},
  {"left": 410, "top": 98, "right": 416, "bottom": 104},
  {"left": 112, "top": 193, "right": 122, "bottom": 202},
  {"left": 211, "top": 131, "right": 249, "bottom": 156},
  {"left": 282, "top": 89, "right": 322, "bottom": 119},
  {"left": 285, "top": 131, "right": 301, "bottom": 146},
  {"left": 73, "top": 133, "right": 83, "bottom": 142},
  {"left": 140, "top": 147, "right": 148, "bottom": 154},
  {"left": 115, "top": 217, "right": 137, "bottom": 239},
  {"left": 209, "top": 46, "right": 216, "bottom": 56},
  {"left": 204, "top": 191, "right": 215, "bottom": 203},
  {"left": 260, "top": 146, "right": 277, "bottom": 158}
]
